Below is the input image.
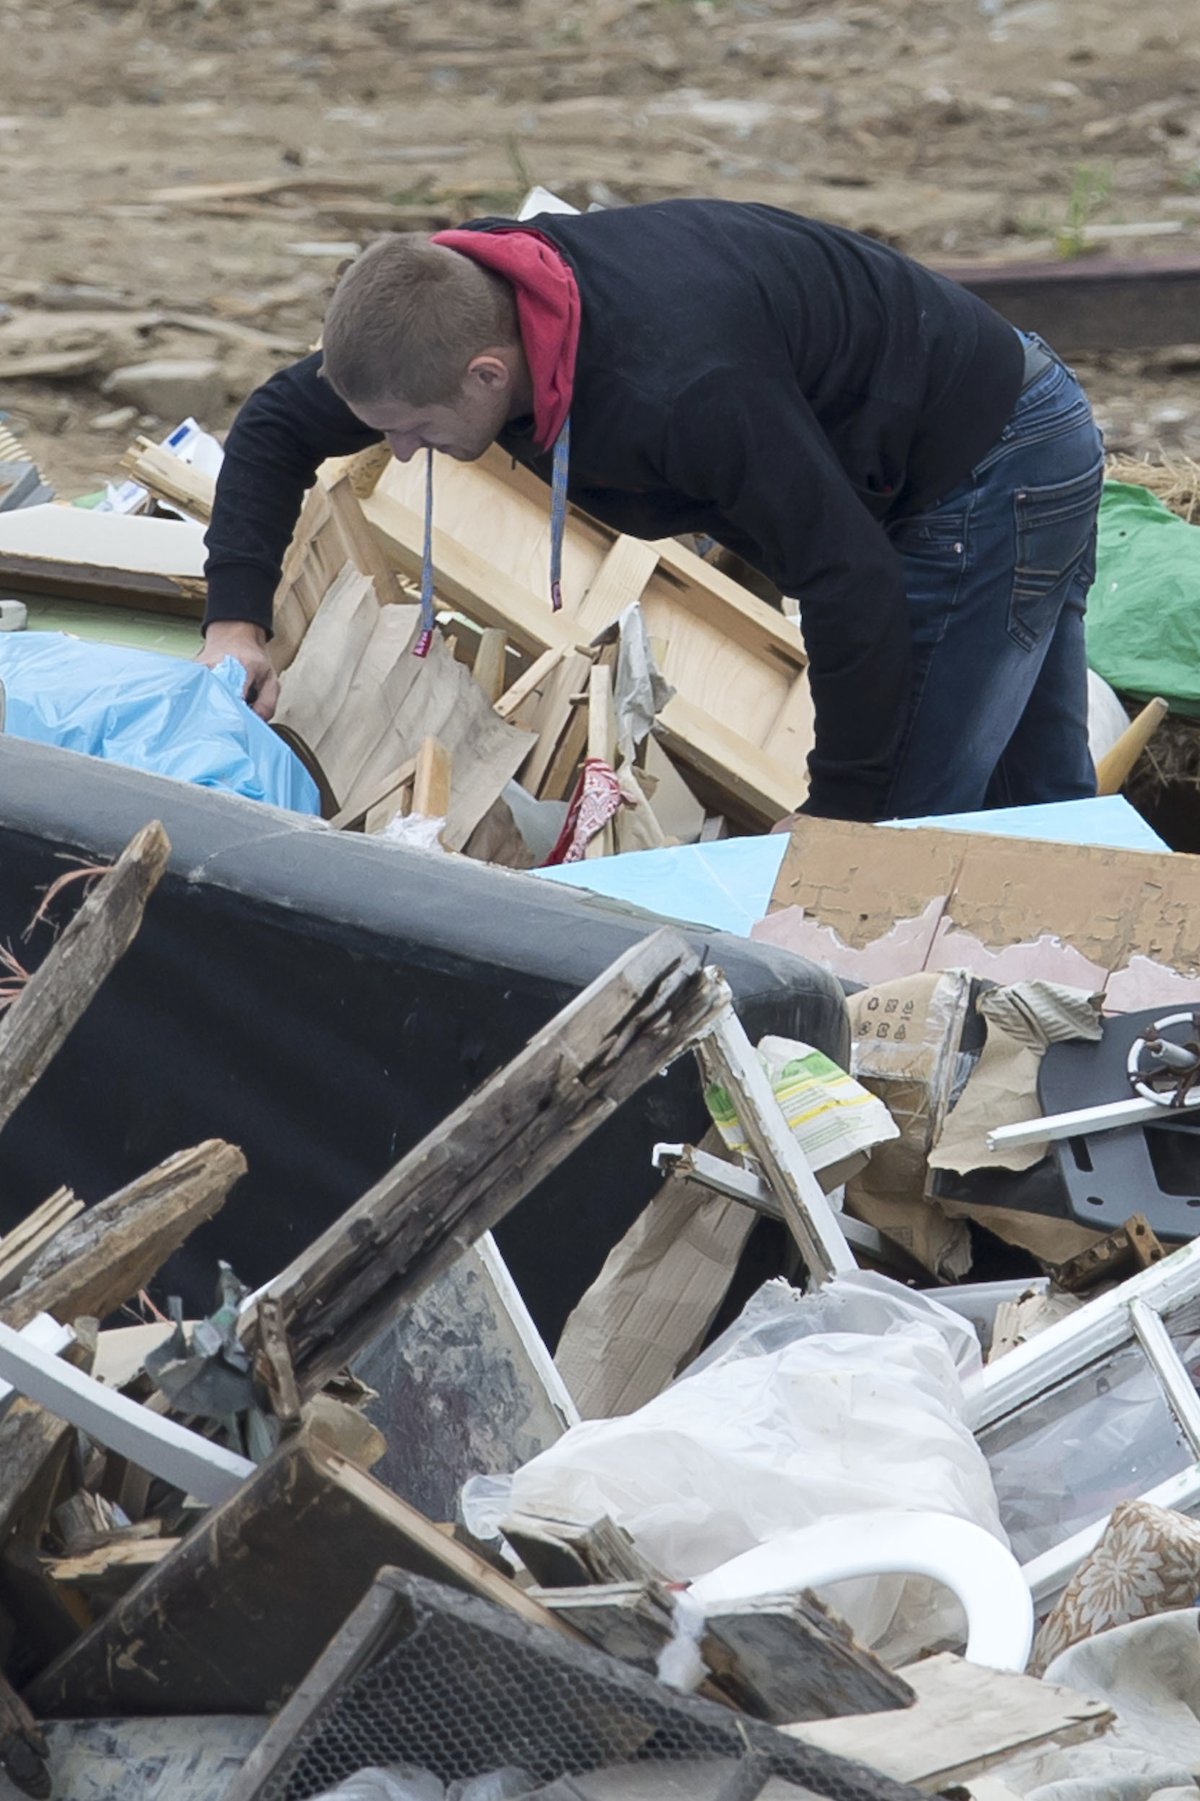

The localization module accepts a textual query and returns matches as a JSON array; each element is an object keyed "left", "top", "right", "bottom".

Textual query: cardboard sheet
[{"left": 758, "top": 818, "right": 1200, "bottom": 1011}]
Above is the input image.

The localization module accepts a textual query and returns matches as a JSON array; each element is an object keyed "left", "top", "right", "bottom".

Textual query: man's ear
[{"left": 464, "top": 352, "right": 511, "bottom": 392}]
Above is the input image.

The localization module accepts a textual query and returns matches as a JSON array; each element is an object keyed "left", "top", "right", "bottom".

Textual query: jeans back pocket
[{"left": 1010, "top": 459, "right": 1104, "bottom": 651}]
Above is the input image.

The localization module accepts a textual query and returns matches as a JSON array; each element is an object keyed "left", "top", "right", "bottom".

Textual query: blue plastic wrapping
[{"left": 0, "top": 635, "right": 319, "bottom": 813}]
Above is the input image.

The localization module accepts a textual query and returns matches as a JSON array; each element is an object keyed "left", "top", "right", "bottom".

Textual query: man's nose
[{"left": 386, "top": 432, "right": 423, "bottom": 462}]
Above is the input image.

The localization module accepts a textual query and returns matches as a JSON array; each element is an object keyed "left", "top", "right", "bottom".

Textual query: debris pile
[{"left": 1, "top": 362, "right": 1200, "bottom": 1801}]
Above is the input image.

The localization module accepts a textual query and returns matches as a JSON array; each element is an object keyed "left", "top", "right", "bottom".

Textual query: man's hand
[{"left": 196, "top": 621, "right": 280, "bottom": 721}]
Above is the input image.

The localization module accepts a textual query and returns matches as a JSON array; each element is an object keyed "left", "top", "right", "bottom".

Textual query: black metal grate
[{"left": 239, "top": 1574, "right": 927, "bottom": 1801}]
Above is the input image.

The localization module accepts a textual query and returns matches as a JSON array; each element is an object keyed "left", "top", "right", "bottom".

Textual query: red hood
[{"left": 432, "top": 226, "right": 580, "bottom": 452}]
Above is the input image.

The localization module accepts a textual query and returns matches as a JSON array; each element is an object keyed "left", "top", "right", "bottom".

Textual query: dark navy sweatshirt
[{"left": 204, "top": 199, "right": 1023, "bottom": 820}]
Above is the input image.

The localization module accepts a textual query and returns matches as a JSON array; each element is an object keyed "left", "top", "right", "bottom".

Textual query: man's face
[{"left": 354, "top": 364, "right": 510, "bottom": 465}]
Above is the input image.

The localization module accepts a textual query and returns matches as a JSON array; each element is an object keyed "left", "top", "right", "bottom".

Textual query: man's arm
[
  {"left": 664, "top": 371, "right": 912, "bottom": 821},
  {"left": 200, "top": 351, "right": 383, "bottom": 717}
]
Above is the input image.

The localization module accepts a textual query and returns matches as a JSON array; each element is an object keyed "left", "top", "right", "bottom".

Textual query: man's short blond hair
[{"left": 320, "top": 233, "right": 518, "bottom": 409}]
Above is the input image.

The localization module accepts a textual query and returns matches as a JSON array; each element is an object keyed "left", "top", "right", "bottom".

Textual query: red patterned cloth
[{"left": 544, "top": 758, "right": 629, "bottom": 865}]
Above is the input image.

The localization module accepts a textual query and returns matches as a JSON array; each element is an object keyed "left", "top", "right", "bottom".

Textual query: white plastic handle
[{"left": 688, "top": 1510, "right": 1033, "bottom": 1673}]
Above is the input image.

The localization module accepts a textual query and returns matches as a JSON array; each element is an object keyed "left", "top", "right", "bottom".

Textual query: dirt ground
[{"left": 1, "top": 0, "right": 1198, "bottom": 495}]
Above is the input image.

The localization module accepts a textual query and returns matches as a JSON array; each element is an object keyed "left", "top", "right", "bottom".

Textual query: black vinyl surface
[{"left": 0, "top": 738, "right": 848, "bottom": 1344}]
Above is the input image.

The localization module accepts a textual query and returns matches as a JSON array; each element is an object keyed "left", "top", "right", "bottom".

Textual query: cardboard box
[{"left": 754, "top": 819, "right": 1200, "bottom": 1011}]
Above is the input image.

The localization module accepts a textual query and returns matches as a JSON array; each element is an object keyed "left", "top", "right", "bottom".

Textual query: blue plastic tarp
[{"left": 0, "top": 635, "right": 319, "bottom": 813}]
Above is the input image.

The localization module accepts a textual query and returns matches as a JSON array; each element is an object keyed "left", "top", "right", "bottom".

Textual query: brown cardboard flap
[{"left": 758, "top": 819, "right": 1200, "bottom": 1006}]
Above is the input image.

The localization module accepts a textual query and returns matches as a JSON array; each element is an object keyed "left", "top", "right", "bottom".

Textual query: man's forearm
[{"left": 203, "top": 352, "right": 383, "bottom": 635}]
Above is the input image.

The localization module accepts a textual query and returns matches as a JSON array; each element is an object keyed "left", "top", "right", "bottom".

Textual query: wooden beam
[
  {"left": 0, "top": 822, "right": 170, "bottom": 1138},
  {"left": 0, "top": 1141, "right": 247, "bottom": 1332},
  {"left": 503, "top": 1513, "right": 666, "bottom": 1589},
  {"left": 412, "top": 736, "right": 452, "bottom": 820},
  {"left": 574, "top": 536, "right": 660, "bottom": 638},
  {"left": 525, "top": 1580, "right": 675, "bottom": 1673},
  {"left": 245, "top": 928, "right": 728, "bottom": 1396},
  {"left": 45, "top": 1536, "right": 180, "bottom": 1608},
  {"left": 493, "top": 645, "right": 567, "bottom": 721},
  {"left": 472, "top": 628, "right": 509, "bottom": 703},
  {"left": 937, "top": 252, "right": 1200, "bottom": 353}
]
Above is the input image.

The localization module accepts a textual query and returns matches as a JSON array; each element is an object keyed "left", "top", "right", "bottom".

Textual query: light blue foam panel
[
  {"left": 531, "top": 834, "right": 790, "bottom": 936},
  {"left": 882, "top": 794, "right": 1168, "bottom": 854}
]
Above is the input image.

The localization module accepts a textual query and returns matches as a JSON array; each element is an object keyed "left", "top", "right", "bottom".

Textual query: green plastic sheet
[{"left": 1086, "top": 481, "right": 1200, "bottom": 715}]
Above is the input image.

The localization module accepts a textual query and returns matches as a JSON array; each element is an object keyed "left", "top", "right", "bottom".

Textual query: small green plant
[
  {"left": 506, "top": 134, "right": 533, "bottom": 197},
  {"left": 1055, "top": 162, "right": 1112, "bottom": 259}
]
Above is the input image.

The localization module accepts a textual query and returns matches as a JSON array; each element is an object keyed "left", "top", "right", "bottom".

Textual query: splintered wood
[
  {"left": 26, "top": 1428, "right": 567, "bottom": 1718},
  {"left": 0, "top": 1142, "right": 246, "bottom": 1332},
  {"left": 244, "top": 927, "right": 728, "bottom": 1395},
  {"left": 0, "top": 821, "right": 170, "bottom": 1137}
]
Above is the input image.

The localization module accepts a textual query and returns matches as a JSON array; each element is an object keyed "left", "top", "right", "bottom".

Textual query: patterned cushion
[{"left": 1033, "top": 1498, "right": 1200, "bottom": 1673}]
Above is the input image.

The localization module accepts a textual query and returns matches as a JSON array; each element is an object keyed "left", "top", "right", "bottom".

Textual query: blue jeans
[{"left": 882, "top": 336, "right": 1104, "bottom": 819}]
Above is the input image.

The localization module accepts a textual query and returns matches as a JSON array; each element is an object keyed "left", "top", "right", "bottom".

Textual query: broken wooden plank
[
  {"left": 0, "top": 1331, "right": 99, "bottom": 1686},
  {"left": 531, "top": 1580, "right": 676, "bottom": 1672},
  {"left": 253, "top": 1296, "right": 301, "bottom": 1433},
  {"left": 149, "top": 174, "right": 377, "bottom": 206},
  {"left": 701, "top": 1592, "right": 914, "bottom": 1726},
  {"left": 0, "top": 1141, "right": 246, "bottom": 1331},
  {"left": 533, "top": 1577, "right": 914, "bottom": 1727},
  {"left": 118, "top": 439, "right": 215, "bottom": 523},
  {"left": 246, "top": 929, "right": 727, "bottom": 1396},
  {"left": 494, "top": 644, "right": 566, "bottom": 721},
  {"left": 523, "top": 649, "right": 596, "bottom": 799},
  {"left": 27, "top": 1431, "right": 569, "bottom": 1718},
  {"left": 271, "top": 475, "right": 405, "bottom": 675},
  {"left": 45, "top": 1536, "right": 179, "bottom": 1610},
  {"left": 785, "top": 1652, "right": 1114, "bottom": 1790},
  {"left": 0, "top": 822, "right": 170, "bottom": 1139},
  {"left": 0, "top": 1189, "right": 85, "bottom": 1301},
  {"left": 503, "top": 1513, "right": 665, "bottom": 1590}
]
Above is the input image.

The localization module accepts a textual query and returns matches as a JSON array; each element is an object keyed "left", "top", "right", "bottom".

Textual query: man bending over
[{"left": 201, "top": 200, "right": 1104, "bottom": 822}]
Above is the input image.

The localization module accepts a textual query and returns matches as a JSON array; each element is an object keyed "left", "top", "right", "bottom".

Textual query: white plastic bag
[
  {"left": 505, "top": 1274, "right": 1002, "bottom": 1651},
  {"left": 311, "top": 1768, "right": 444, "bottom": 1801},
  {"left": 688, "top": 1268, "right": 984, "bottom": 1380}
]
